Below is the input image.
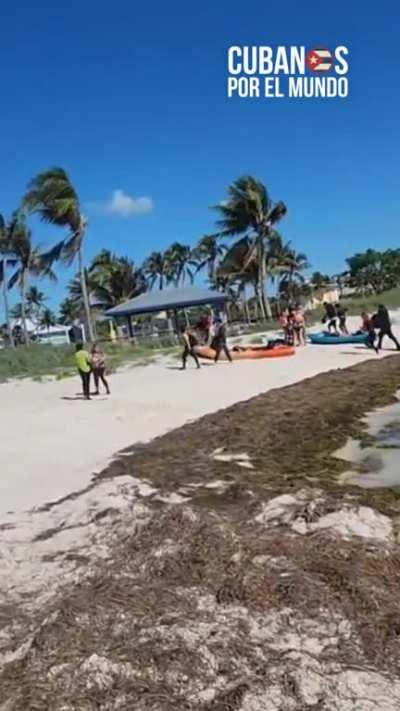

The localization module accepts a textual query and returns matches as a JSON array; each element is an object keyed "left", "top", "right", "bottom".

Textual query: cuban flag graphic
[{"left": 306, "top": 48, "right": 333, "bottom": 72}]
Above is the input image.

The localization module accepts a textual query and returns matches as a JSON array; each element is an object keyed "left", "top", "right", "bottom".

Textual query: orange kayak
[{"left": 194, "top": 344, "right": 295, "bottom": 361}]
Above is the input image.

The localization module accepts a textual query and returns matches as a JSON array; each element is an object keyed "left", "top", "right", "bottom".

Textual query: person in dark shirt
[
  {"left": 181, "top": 326, "right": 201, "bottom": 370},
  {"left": 335, "top": 303, "right": 349, "bottom": 334},
  {"left": 323, "top": 302, "right": 339, "bottom": 335},
  {"left": 360, "top": 311, "right": 378, "bottom": 353},
  {"left": 75, "top": 343, "right": 92, "bottom": 400},
  {"left": 373, "top": 305, "right": 400, "bottom": 352},
  {"left": 212, "top": 319, "right": 232, "bottom": 363}
]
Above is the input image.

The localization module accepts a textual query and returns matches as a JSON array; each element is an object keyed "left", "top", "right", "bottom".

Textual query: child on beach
[
  {"left": 181, "top": 326, "right": 201, "bottom": 370},
  {"left": 91, "top": 343, "right": 110, "bottom": 395},
  {"left": 75, "top": 343, "right": 92, "bottom": 400}
]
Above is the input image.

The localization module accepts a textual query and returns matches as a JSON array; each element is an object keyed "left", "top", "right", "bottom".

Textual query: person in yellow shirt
[{"left": 75, "top": 343, "right": 92, "bottom": 400}]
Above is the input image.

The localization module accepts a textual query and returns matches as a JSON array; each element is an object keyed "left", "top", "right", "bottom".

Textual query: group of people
[
  {"left": 75, "top": 342, "right": 110, "bottom": 400},
  {"left": 322, "top": 301, "right": 400, "bottom": 352},
  {"left": 181, "top": 316, "right": 232, "bottom": 370},
  {"left": 322, "top": 302, "right": 349, "bottom": 334},
  {"left": 279, "top": 305, "right": 306, "bottom": 346},
  {"left": 74, "top": 304, "right": 400, "bottom": 389},
  {"left": 359, "top": 305, "right": 400, "bottom": 353}
]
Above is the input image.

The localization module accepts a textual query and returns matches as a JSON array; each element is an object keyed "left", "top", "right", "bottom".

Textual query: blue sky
[{"left": 1, "top": 0, "right": 399, "bottom": 312}]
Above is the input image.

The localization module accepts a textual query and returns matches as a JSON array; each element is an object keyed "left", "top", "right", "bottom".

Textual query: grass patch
[{"left": 0, "top": 339, "right": 178, "bottom": 383}]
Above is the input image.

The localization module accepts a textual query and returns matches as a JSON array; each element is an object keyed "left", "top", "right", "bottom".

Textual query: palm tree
[
  {"left": 0, "top": 214, "right": 18, "bottom": 347},
  {"left": 192, "top": 235, "right": 227, "bottom": 281},
  {"left": 277, "top": 246, "right": 309, "bottom": 304},
  {"left": 143, "top": 251, "right": 168, "bottom": 290},
  {"left": 311, "top": 271, "right": 330, "bottom": 290},
  {"left": 163, "top": 243, "right": 195, "bottom": 287},
  {"left": 59, "top": 297, "right": 81, "bottom": 325},
  {"left": 89, "top": 250, "right": 146, "bottom": 306},
  {"left": 40, "top": 307, "right": 57, "bottom": 332},
  {"left": 23, "top": 167, "right": 94, "bottom": 340},
  {"left": 215, "top": 237, "right": 258, "bottom": 322},
  {"left": 214, "top": 176, "right": 287, "bottom": 320},
  {"left": 26, "top": 286, "right": 47, "bottom": 323},
  {"left": 7, "top": 216, "right": 57, "bottom": 345}
]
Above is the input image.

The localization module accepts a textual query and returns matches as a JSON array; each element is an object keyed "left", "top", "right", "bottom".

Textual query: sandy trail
[{"left": 1, "top": 317, "right": 398, "bottom": 517}]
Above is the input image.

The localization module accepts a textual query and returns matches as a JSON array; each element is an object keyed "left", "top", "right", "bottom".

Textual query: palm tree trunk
[
  {"left": 254, "top": 283, "right": 265, "bottom": 321},
  {"left": 261, "top": 287, "right": 272, "bottom": 320},
  {"left": 259, "top": 256, "right": 272, "bottom": 319},
  {"left": 2, "top": 259, "right": 14, "bottom": 348},
  {"left": 241, "top": 284, "right": 250, "bottom": 324},
  {"left": 20, "top": 271, "right": 29, "bottom": 346},
  {"left": 78, "top": 247, "right": 94, "bottom": 342},
  {"left": 256, "top": 237, "right": 269, "bottom": 321}
]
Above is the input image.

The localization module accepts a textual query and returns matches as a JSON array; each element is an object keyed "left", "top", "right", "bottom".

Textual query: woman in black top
[
  {"left": 212, "top": 319, "right": 233, "bottom": 363},
  {"left": 373, "top": 305, "right": 400, "bottom": 352},
  {"left": 181, "top": 326, "right": 201, "bottom": 370},
  {"left": 323, "top": 302, "right": 339, "bottom": 335},
  {"left": 335, "top": 303, "right": 349, "bottom": 334}
]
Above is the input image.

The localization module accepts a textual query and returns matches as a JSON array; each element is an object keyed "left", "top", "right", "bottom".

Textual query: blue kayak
[{"left": 310, "top": 332, "right": 369, "bottom": 345}]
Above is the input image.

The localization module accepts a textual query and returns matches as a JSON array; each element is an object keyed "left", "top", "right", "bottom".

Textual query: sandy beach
[
  {"left": 2, "top": 344, "right": 400, "bottom": 710},
  {"left": 0, "top": 318, "right": 398, "bottom": 516}
]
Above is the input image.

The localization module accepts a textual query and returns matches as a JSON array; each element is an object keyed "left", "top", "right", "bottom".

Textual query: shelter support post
[{"left": 126, "top": 316, "right": 134, "bottom": 338}]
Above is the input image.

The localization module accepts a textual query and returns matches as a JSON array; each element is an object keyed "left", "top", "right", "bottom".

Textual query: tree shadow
[{"left": 166, "top": 363, "right": 213, "bottom": 370}]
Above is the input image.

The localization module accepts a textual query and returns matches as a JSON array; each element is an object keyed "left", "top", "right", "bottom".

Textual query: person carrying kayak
[
  {"left": 212, "top": 318, "right": 233, "bottom": 363},
  {"left": 360, "top": 311, "right": 378, "bottom": 353},
  {"left": 322, "top": 302, "right": 339, "bottom": 335},
  {"left": 335, "top": 303, "right": 349, "bottom": 334},
  {"left": 372, "top": 305, "right": 400, "bottom": 352},
  {"left": 181, "top": 326, "right": 201, "bottom": 370}
]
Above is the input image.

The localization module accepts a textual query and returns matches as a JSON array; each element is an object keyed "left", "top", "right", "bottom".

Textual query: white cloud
[{"left": 88, "top": 190, "right": 154, "bottom": 218}]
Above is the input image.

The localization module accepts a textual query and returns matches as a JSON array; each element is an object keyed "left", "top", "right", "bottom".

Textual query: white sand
[{"left": 0, "top": 315, "right": 398, "bottom": 517}]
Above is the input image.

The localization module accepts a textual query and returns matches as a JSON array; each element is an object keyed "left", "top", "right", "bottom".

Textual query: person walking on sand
[
  {"left": 91, "top": 343, "right": 110, "bottom": 395},
  {"left": 360, "top": 311, "right": 378, "bottom": 353},
  {"left": 75, "top": 343, "right": 92, "bottom": 400},
  {"left": 373, "top": 305, "right": 400, "bottom": 352},
  {"left": 213, "top": 318, "right": 233, "bottom": 363},
  {"left": 181, "top": 326, "right": 201, "bottom": 370},
  {"left": 323, "top": 302, "right": 339, "bottom": 335},
  {"left": 336, "top": 303, "right": 349, "bottom": 334}
]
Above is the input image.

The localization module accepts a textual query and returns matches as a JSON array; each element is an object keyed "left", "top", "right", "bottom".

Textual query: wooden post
[{"left": 127, "top": 316, "right": 133, "bottom": 338}]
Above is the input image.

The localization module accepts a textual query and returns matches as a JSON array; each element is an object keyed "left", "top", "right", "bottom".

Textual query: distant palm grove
[{"left": 1, "top": 168, "right": 399, "bottom": 346}]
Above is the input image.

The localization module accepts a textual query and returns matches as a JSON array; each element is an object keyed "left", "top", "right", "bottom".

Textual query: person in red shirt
[
  {"left": 91, "top": 343, "right": 110, "bottom": 395},
  {"left": 360, "top": 312, "right": 378, "bottom": 353}
]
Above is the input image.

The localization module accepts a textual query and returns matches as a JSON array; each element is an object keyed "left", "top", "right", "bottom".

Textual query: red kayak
[{"left": 194, "top": 344, "right": 295, "bottom": 361}]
